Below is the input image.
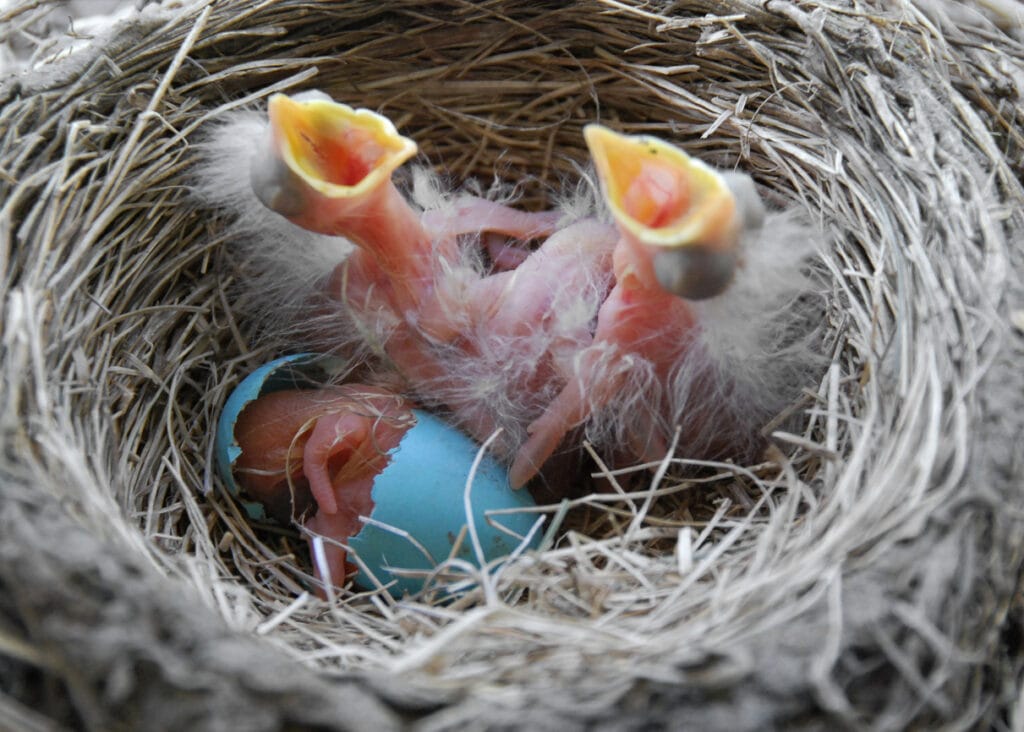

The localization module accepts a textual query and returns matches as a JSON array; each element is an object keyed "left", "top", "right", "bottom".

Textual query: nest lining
[{"left": 1, "top": 0, "right": 1022, "bottom": 730}]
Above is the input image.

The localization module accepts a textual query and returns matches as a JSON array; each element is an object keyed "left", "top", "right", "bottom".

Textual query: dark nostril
[{"left": 653, "top": 246, "right": 736, "bottom": 300}]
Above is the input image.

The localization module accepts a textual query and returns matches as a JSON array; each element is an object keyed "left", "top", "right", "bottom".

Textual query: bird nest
[{"left": 2, "top": 1, "right": 1023, "bottom": 729}]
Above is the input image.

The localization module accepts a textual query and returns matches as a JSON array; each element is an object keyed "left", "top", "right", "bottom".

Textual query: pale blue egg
[{"left": 349, "top": 409, "right": 541, "bottom": 597}]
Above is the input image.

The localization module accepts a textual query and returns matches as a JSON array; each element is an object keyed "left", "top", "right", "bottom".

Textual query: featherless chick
[{"left": 199, "top": 90, "right": 822, "bottom": 524}]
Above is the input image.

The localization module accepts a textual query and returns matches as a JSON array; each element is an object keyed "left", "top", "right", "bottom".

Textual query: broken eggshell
[
  {"left": 215, "top": 353, "right": 542, "bottom": 597},
  {"left": 215, "top": 352, "right": 346, "bottom": 519},
  {"left": 347, "top": 407, "right": 541, "bottom": 596}
]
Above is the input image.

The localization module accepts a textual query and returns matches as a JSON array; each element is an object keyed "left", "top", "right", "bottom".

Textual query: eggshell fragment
[
  {"left": 215, "top": 353, "right": 346, "bottom": 519},
  {"left": 348, "top": 409, "right": 541, "bottom": 596}
]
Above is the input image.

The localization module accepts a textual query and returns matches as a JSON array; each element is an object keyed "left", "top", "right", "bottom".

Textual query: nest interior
[{"left": 1, "top": 1, "right": 1023, "bottom": 730}]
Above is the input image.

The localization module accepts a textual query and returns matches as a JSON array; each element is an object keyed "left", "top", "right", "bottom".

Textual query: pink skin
[
  {"left": 282, "top": 147, "right": 603, "bottom": 461},
  {"left": 510, "top": 241, "right": 695, "bottom": 486},
  {"left": 510, "top": 160, "right": 728, "bottom": 486},
  {"left": 257, "top": 99, "right": 732, "bottom": 488},
  {"left": 330, "top": 213, "right": 619, "bottom": 457},
  {"left": 232, "top": 386, "right": 414, "bottom": 590},
  {"left": 423, "top": 197, "right": 563, "bottom": 271}
]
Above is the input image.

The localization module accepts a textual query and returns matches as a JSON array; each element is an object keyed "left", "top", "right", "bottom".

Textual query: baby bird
[
  {"left": 231, "top": 383, "right": 414, "bottom": 585},
  {"left": 509, "top": 125, "right": 768, "bottom": 485},
  {"left": 199, "top": 91, "right": 820, "bottom": 498}
]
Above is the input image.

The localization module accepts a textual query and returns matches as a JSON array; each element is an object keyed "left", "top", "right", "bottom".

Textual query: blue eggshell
[
  {"left": 215, "top": 353, "right": 347, "bottom": 519},
  {"left": 349, "top": 409, "right": 541, "bottom": 597}
]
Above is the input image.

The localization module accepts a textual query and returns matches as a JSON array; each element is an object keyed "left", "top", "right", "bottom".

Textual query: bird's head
[
  {"left": 250, "top": 91, "right": 418, "bottom": 224},
  {"left": 584, "top": 124, "right": 763, "bottom": 300}
]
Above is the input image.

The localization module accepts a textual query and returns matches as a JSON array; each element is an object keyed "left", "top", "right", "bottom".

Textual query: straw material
[{"left": 1, "top": 1, "right": 1022, "bottom": 729}]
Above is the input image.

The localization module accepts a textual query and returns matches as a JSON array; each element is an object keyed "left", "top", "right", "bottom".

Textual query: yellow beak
[
  {"left": 583, "top": 124, "right": 737, "bottom": 252},
  {"left": 268, "top": 93, "right": 418, "bottom": 200}
]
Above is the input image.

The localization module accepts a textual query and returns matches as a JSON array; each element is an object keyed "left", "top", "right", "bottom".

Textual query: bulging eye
[
  {"left": 249, "top": 140, "right": 308, "bottom": 218},
  {"left": 721, "top": 171, "right": 766, "bottom": 232},
  {"left": 653, "top": 245, "right": 736, "bottom": 300},
  {"left": 215, "top": 353, "right": 348, "bottom": 519}
]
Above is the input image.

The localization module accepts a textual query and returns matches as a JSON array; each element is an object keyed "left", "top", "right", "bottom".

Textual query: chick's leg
[
  {"left": 509, "top": 280, "right": 694, "bottom": 487},
  {"left": 423, "top": 197, "right": 562, "bottom": 244},
  {"left": 468, "top": 218, "right": 617, "bottom": 336}
]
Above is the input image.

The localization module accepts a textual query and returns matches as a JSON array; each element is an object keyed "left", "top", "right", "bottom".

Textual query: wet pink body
[
  {"left": 232, "top": 385, "right": 414, "bottom": 587},
  {"left": 253, "top": 99, "right": 713, "bottom": 487}
]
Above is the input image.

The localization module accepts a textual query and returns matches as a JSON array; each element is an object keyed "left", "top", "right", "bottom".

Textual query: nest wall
[{"left": 1, "top": 1, "right": 1022, "bottom": 730}]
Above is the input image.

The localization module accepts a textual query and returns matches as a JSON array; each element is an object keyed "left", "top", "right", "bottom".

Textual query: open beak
[
  {"left": 584, "top": 124, "right": 740, "bottom": 299},
  {"left": 250, "top": 91, "right": 420, "bottom": 239},
  {"left": 251, "top": 92, "right": 438, "bottom": 289},
  {"left": 266, "top": 93, "right": 417, "bottom": 201}
]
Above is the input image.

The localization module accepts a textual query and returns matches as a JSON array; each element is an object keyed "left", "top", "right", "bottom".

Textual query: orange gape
[
  {"left": 621, "top": 160, "right": 692, "bottom": 229},
  {"left": 232, "top": 385, "right": 414, "bottom": 585},
  {"left": 250, "top": 93, "right": 749, "bottom": 489}
]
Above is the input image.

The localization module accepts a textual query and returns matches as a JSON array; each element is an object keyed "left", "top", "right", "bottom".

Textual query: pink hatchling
[{"left": 199, "top": 90, "right": 820, "bottom": 506}]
